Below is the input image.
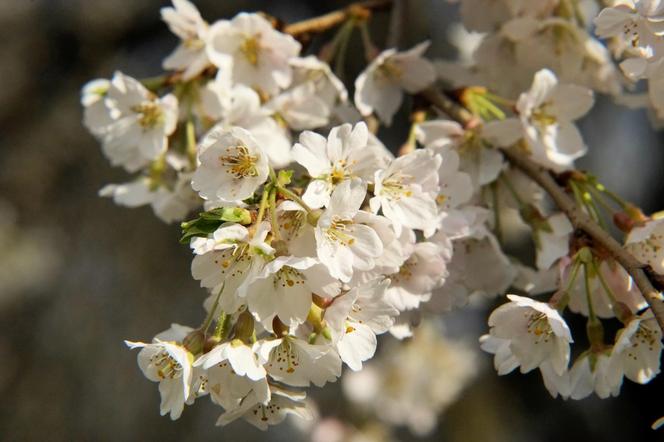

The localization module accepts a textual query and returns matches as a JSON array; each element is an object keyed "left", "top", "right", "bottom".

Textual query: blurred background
[{"left": 0, "top": 0, "right": 663, "bottom": 440}]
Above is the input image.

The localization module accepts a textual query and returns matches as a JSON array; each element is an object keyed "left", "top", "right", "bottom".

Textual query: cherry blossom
[
  {"left": 206, "top": 13, "right": 301, "bottom": 95},
  {"left": 192, "top": 126, "right": 269, "bottom": 202},
  {"left": 355, "top": 42, "right": 436, "bottom": 125}
]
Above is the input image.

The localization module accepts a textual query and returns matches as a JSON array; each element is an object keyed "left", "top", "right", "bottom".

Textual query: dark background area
[{"left": 0, "top": 0, "right": 662, "bottom": 440}]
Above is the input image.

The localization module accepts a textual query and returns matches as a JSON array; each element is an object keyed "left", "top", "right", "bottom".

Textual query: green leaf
[
  {"left": 180, "top": 217, "right": 223, "bottom": 244},
  {"left": 179, "top": 207, "right": 252, "bottom": 244}
]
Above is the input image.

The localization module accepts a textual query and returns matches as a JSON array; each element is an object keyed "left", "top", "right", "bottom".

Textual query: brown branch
[
  {"left": 424, "top": 89, "right": 664, "bottom": 332},
  {"left": 282, "top": 0, "right": 393, "bottom": 36}
]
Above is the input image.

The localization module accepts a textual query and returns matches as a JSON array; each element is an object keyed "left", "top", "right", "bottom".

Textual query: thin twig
[
  {"left": 386, "top": 0, "right": 405, "bottom": 48},
  {"left": 424, "top": 88, "right": 664, "bottom": 332},
  {"left": 282, "top": 0, "right": 393, "bottom": 36}
]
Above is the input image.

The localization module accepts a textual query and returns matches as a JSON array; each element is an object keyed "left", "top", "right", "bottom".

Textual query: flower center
[
  {"left": 271, "top": 340, "right": 300, "bottom": 374},
  {"left": 279, "top": 210, "right": 305, "bottom": 241},
  {"left": 622, "top": 20, "right": 641, "bottom": 48},
  {"left": 220, "top": 145, "right": 259, "bottom": 178},
  {"left": 381, "top": 173, "right": 413, "bottom": 200},
  {"left": 394, "top": 259, "right": 416, "bottom": 283},
  {"left": 151, "top": 350, "right": 183, "bottom": 379},
  {"left": 631, "top": 324, "right": 658, "bottom": 354},
  {"left": 330, "top": 167, "right": 347, "bottom": 184},
  {"left": 184, "top": 37, "right": 205, "bottom": 50},
  {"left": 526, "top": 312, "right": 553, "bottom": 343},
  {"left": 376, "top": 59, "right": 403, "bottom": 81},
  {"left": 132, "top": 102, "right": 164, "bottom": 129},
  {"left": 213, "top": 245, "right": 251, "bottom": 278},
  {"left": 274, "top": 267, "right": 305, "bottom": 289},
  {"left": 240, "top": 35, "right": 261, "bottom": 66},
  {"left": 326, "top": 217, "right": 356, "bottom": 246},
  {"left": 531, "top": 107, "right": 557, "bottom": 127}
]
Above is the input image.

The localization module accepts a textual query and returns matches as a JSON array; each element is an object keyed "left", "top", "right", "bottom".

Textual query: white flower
[
  {"left": 370, "top": 149, "right": 441, "bottom": 235},
  {"left": 434, "top": 148, "right": 474, "bottom": 213},
  {"left": 81, "top": 78, "right": 113, "bottom": 137},
  {"left": 125, "top": 324, "right": 195, "bottom": 420},
  {"left": 206, "top": 13, "right": 301, "bottom": 95},
  {"left": 216, "top": 386, "right": 311, "bottom": 430},
  {"left": 101, "top": 72, "right": 178, "bottom": 172},
  {"left": 194, "top": 339, "right": 266, "bottom": 381},
  {"left": 100, "top": 172, "right": 199, "bottom": 223},
  {"left": 242, "top": 256, "right": 340, "bottom": 331},
  {"left": 266, "top": 82, "right": 330, "bottom": 130},
  {"left": 479, "top": 335, "right": 520, "bottom": 375},
  {"left": 191, "top": 222, "right": 274, "bottom": 314},
  {"left": 385, "top": 242, "right": 448, "bottom": 311},
  {"left": 433, "top": 233, "right": 516, "bottom": 311},
  {"left": 539, "top": 360, "right": 571, "bottom": 398},
  {"left": 534, "top": 212, "right": 574, "bottom": 270},
  {"left": 293, "top": 122, "right": 389, "bottom": 209},
  {"left": 196, "top": 356, "right": 270, "bottom": 410},
  {"left": 343, "top": 321, "right": 477, "bottom": 436},
  {"left": 625, "top": 217, "right": 664, "bottom": 274},
  {"left": 485, "top": 69, "right": 594, "bottom": 172},
  {"left": 257, "top": 336, "right": 342, "bottom": 387},
  {"left": 594, "top": 0, "right": 664, "bottom": 59},
  {"left": 192, "top": 126, "right": 269, "bottom": 202},
  {"left": 200, "top": 82, "right": 293, "bottom": 168},
  {"left": 161, "top": 0, "right": 211, "bottom": 80},
  {"left": 568, "top": 351, "right": 622, "bottom": 399},
  {"left": 610, "top": 310, "right": 662, "bottom": 384},
  {"left": 355, "top": 41, "right": 436, "bottom": 125},
  {"left": 351, "top": 211, "right": 412, "bottom": 279},
  {"left": 481, "top": 294, "right": 573, "bottom": 375},
  {"left": 457, "top": 0, "right": 558, "bottom": 33},
  {"left": 314, "top": 179, "right": 383, "bottom": 282},
  {"left": 289, "top": 55, "right": 348, "bottom": 108},
  {"left": 469, "top": 17, "right": 620, "bottom": 98},
  {"left": 563, "top": 258, "right": 647, "bottom": 318},
  {"left": 324, "top": 279, "right": 398, "bottom": 370},
  {"left": 416, "top": 119, "right": 504, "bottom": 191}
]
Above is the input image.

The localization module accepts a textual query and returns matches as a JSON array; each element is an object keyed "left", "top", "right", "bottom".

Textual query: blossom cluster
[
  {"left": 82, "top": 0, "right": 462, "bottom": 429},
  {"left": 81, "top": 0, "right": 664, "bottom": 433},
  {"left": 595, "top": 0, "right": 664, "bottom": 120}
]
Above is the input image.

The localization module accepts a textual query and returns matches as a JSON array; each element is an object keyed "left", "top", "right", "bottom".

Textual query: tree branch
[
  {"left": 424, "top": 88, "right": 664, "bottom": 331},
  {"left": 282, "top": 0, "right": 393, "bottom": 36}
]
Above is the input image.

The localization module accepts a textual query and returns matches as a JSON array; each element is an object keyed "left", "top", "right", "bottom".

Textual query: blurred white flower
[
  {"left": 355, "top": 42, "right": 436, "bottom": 125},
  {"left": 161, "top": 0, "right": 211, "bottom": 80},
  {"left": 101, "top": 72, "right": 178, "bottom": 172}
]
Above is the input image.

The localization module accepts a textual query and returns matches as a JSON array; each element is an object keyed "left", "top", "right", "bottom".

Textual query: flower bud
[{"left": 183, "top": 329, "right": 206, "bottom": 355}]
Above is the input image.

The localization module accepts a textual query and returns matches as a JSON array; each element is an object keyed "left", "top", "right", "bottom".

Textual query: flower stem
[
  {"left": 256, "top": 185, "right": 271, "bottom": 225},
  {"left": 186, "top": 118, "right": 197, "bottom": 169},
  {"left": 551, "top": 257, "right": 581, "bottom": 311},
  {"left": 277, "top": 186, "right": 315, "bottom": 215},
  {"left": 269, "top": 187, "right": 282, "bottom": 241},
  {"left": 583, "top": 261, "right": 597, "bottom": 323},
  {"left": 213, "top": 310, "right": 230, "bottom": 340},
  {"left": 200, "top": 284, "right": 224, "bottom": 332}
]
